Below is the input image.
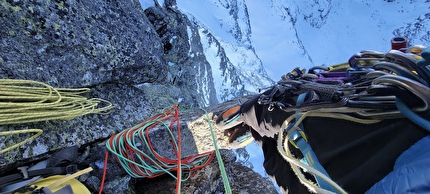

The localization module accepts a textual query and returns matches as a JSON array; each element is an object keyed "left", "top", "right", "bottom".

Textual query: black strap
[{"left": 0, "top": 164, "right": 78, "bottom": 188}]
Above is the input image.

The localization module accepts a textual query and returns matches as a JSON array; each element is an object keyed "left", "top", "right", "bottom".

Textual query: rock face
[
  {"left": 0, "top": 0, "right": 277, "bottom": 193},
  {"left": 0, "top": 0, "right": 165, "bottom": 87}
]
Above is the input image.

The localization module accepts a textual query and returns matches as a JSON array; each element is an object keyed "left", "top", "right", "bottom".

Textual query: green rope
[
  {"left": 104, "top": 104, "right": 216, "bottom": 194},
  {"left": 200, "top": 108, "right": 232, "bottom": 194},
  {"left": 106, "top": 118, "right": 181, "bottom": 178}
]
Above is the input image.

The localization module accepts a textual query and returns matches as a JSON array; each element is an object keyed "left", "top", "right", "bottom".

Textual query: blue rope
[{"left": 395, "top": 98, "right": 430, "bottom": 132}]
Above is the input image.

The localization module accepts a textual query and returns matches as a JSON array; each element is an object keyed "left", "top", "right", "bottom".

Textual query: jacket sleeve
[{"left": 366, "top": 135, "right": 430, "bottom": 194}]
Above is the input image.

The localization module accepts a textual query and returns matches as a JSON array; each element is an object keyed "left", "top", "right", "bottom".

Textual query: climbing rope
[
  {"left": 0, "top": 79, "right": 114, "bottom": 153},
  {"left": 101, "top": 104, "right": 215, "bottom": 194},
  {"left": 0, "top": 79, "right": 113, "bottom": 125},
  {"left": 200, "top": 107, "right": 232, "bottom": 194},
  {"left": 277, "top": 109, "right": 381, "bottom": 194},
  {"left": 273, "top": 45, "right": 430, "bottom": 193},
  {"left": 0, "top": 129, "right": 42, "bottom": 154}
]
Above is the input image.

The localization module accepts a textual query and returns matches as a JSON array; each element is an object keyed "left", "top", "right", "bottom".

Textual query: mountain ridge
[{"left": 171, "top": 0, "right": 430, "bottom": 81}]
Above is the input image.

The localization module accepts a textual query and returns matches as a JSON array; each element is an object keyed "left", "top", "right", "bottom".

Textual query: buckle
[
  {"left": 17, "top": 166, "right": 29, "bottom": 179},
  {"left": 288, "top": 130, "right": 308, "bottom": 149},
  {"left": 65, "top": 164, "right": 78, "bottom": 174}
]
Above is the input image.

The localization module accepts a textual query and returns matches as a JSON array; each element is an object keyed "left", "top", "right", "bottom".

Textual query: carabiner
[
  {"left": 373, "top": 61, "right": 424, "bottom": 83},
  {"left": 348, "top": 50, "right": 385, "bottom": 68},
  {"left": 372, "top": 74, "right": 430, "bottom": 112},
  {"left": 408, "top": 44, "right": 427, "bottom": 55},
  {"left": 385, "top": 50, "right": 430, "bottom": 86}
]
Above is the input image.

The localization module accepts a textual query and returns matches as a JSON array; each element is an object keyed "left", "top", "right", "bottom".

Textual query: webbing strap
[
  {"left": 289, "top": 130, "right": 338, "bottom": 192},
  {"left": 0, "top": 165, "right": 77, "bottom": 187},
  {"left": 289, "top": 92, "right": 338, "bottom": 192}
]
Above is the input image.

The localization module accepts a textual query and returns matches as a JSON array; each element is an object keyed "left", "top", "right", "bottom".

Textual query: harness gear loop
[{"left": 275, "top": 45, "right": 430, "bottom": 193}]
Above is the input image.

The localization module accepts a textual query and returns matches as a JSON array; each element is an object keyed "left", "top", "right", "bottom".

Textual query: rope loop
[{"left": 102, "top": 104, "right": 215, "bottom": 194}]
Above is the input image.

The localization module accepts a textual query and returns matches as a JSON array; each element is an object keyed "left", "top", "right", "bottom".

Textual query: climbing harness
[
  {"left": 5, "top": 169, "right": 93, "bottom": 194},
  {"left": 101, "top": 104, "right": 216, "bottom": 194},
  {"left": 271, "top": 43, "right": 430, "bottom": 193}
]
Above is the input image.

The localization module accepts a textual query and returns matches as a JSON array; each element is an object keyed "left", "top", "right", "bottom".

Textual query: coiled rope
[
  {"left": 0, "top": 79, "right": 114, "bottom": 154},
  {"left": 100, "top": 104, "right": 216, "bottom": 194},
  {"left": 0, "top": 79, "right": 113, "bottom": 125}
]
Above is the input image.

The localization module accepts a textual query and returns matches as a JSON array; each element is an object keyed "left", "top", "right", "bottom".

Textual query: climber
[{"left": 216, "top": 44, "right": 430, "bottom": 193}]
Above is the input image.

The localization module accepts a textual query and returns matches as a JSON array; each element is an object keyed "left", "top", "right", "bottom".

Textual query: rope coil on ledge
[
  {"left": 0, "top": 79, "right": 114, "bottom": 154},
  {"left": 101, "top": 104, "right": 216, "bottom": 194}
]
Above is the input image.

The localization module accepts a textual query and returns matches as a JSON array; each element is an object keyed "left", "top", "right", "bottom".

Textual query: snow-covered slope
[
  {"left": 177, "top": 0, "right": 430, "bottom": 80},
  {"left": 140, "top": 0, "right": 429, "bottom": 102},
  {"left": 141, "top": 0, "right": 275, "bottom": 104},
  {"left": 177, "top": 0, "right": 275, "bottom": 102}
]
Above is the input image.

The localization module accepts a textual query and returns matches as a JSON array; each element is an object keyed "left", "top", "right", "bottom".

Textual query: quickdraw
[{"left": 275, "top": 43, "right": 430, "bottom": 193}]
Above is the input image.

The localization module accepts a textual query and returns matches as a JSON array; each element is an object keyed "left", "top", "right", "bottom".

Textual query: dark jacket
[
  {"left": 366, "top": 135, "right": 430, "bottom": 194},
  {"left": 238, "top": 88, "right": 428, "bottom": 193}
]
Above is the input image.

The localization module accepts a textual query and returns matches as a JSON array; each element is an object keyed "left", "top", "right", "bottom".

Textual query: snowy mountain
[{"left": 143, "top": 0, "right": 430, "bottom": 82}]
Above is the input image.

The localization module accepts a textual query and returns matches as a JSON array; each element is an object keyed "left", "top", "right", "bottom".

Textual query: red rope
[
  {"left": 99, "top": 104, "right": 215, "bottom": 193},
  {"left": 98, "top": 150, "right": 109, "bottom": 194}
]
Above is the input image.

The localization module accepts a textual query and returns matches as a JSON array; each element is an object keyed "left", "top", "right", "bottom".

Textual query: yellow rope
[
  {"left": 0, "top": 79, "right": 114, "bottom": 153},
  {"left": 0, "top": 79, "right": 114, "bottom": 125},
  {"left": 0, "top": 129, "right": 43, "bottom": 154}
]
